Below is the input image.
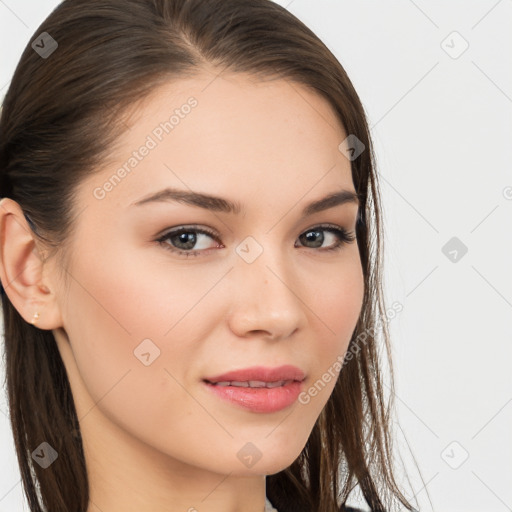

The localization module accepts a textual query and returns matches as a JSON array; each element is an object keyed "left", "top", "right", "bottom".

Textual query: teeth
[
  {"left": 210, "top": 380, "right": 293, "bottom": 388},
  {"left": 266, "top": 380, "right": 285, "bottom": 388},
  {"left": 248, "top": 380, "right": 268, "bottom": 387}
]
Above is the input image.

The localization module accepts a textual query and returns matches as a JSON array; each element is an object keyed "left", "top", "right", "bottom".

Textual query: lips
[
  {"left": 202, "top": 365, "right": 306, "bottom": 413},
  {"left": 203, "top": 364, "right": 306, "bottom": 385}
]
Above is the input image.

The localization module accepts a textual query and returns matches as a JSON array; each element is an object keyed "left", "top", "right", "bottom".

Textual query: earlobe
[{"left": 0, "top": 198, "right": 63, "bottom": 330}]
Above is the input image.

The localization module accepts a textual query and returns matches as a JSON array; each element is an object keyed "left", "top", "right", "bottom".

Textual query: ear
[{"left": 0, "top": 197, "right": 63, "bottom": 330}]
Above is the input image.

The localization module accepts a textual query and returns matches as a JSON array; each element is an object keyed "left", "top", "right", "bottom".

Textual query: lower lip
[{"left": 203, "top": 380, "right": 303, "bottom": 413}]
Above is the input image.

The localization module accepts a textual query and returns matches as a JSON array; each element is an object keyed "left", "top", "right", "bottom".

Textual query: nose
[{"left": 226, "top": 244, "right": 307, "bottom": 341}]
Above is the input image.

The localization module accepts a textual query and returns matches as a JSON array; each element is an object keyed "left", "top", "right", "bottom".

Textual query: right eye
[{"left": 155, "top": 225, "right": 223, "bottom": 258}]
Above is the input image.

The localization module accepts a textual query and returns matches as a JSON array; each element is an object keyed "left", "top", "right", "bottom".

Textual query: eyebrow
[{"left": 132, "top": 187, "right": 360, "bottom": 216}]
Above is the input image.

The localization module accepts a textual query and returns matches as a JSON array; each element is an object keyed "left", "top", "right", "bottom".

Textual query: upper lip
[{"left": 204, "top": 365, "right": 306, "bottom": 383}]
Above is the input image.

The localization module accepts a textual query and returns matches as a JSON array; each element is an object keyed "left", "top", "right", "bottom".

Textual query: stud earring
[{"left": 30, "top": 311, "right": 40, "bottom": 325}]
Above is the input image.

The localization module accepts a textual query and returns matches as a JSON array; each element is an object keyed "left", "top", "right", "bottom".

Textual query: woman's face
[{"left": 49, "top": 73, "right": 364, "bottom": 481}]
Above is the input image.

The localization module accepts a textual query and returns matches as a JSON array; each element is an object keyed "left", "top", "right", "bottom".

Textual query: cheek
[
  {"left": 318, "top": 270, "right": 363, "bottom": 334},
  {"left": 59, "top": 242, "right": 245, "bottom": 457},
  {"left": 298, "top": 252, "right": 364, "bottom": 407},
  {"left": 58, "top": 247, "right": 203, "bottom": 434},
  {"left": 308, "top": 250, "right": 364, "bottom": 347}
]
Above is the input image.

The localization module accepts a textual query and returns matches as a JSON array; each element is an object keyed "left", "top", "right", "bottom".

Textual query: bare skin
[{"left": 0, "top": 71, "right": 364, "bottom": 512}]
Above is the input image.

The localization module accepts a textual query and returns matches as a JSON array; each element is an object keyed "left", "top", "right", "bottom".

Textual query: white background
[{"left": 1, "top": 1, "right": 511, "bottom": 511}]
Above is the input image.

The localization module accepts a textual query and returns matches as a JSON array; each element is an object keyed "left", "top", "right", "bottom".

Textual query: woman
[{"left": 0, "top": 1, "right": 417, "bottom": 511}]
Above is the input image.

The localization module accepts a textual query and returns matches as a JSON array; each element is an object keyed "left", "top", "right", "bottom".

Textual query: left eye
[{"left": 156, "top": 224, "right": 356, "bottom": 258}]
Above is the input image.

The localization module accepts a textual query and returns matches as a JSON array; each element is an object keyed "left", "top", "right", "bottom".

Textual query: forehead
[{"left": 79, "top": 72, "right": 354, "bottom": 213}]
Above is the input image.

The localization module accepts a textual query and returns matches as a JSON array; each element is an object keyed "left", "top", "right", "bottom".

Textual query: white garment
[{"left": 264, "top": 496, "right": 278, "bottom": 512}]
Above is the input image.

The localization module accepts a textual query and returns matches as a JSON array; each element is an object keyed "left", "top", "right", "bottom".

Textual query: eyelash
[{"left": 155, "top": 224, "right": 356, "bottom": 258}]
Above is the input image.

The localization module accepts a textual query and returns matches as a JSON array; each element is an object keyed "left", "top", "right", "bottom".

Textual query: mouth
[
  {"left": 203, "top": 379, "right": 296, "bottom": 388},
  {"left": 201, "top": 365, "right": 306, "bottom": 413}
]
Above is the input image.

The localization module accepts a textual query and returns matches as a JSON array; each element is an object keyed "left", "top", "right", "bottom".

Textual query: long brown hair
[{"left": 0, "top": 1, "right": 417, "bottom": 511}]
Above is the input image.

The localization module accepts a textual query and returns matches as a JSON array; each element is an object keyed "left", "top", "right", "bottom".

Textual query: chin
[
  {"left": 240, "top": 446, "right": 305, "bottom": 476},
  {"left": 228, "top": 460, "right": 295, "bottom": 477}
]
